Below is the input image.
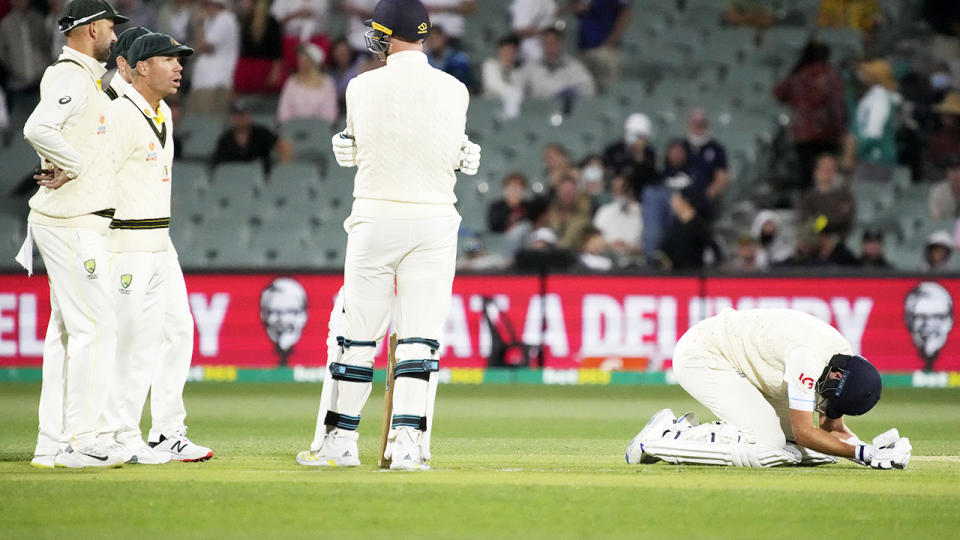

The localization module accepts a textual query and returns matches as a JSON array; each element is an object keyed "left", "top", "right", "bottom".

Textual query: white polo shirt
[
  {"left": 191, "top": 9, "right": 239, "bottom": 90},
  {"left": 106, "top": 86, "right": 175, "bottom": 252}
]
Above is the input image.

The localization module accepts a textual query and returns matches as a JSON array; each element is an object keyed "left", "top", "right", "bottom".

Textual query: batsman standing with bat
[{"left": 297, "top": 0, "right": 480, "bottom": 470}]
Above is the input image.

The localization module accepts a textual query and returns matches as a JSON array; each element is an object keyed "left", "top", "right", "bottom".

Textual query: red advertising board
[{"left": 1, "top": 273, "right": 958, "bottom": 371}]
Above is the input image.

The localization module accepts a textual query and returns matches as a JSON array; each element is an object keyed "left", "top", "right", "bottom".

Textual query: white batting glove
[
  {"left": 331, "top": 131, "right": 357, "bottom": 167},
  {"left": 872, "top": 428, "right": 901, "bottom": 449},
  {"left": 870, "top": 437, "right": 912, "bottom": 470},
  {"left": 457, "top": 138, "right": 481, "bottom": 175}
]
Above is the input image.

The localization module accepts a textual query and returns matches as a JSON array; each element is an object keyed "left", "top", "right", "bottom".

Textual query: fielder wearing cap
[
  {"left": 626, "top": 308, "right": 911, "bottom": 469},
  {"left": 19, "top": 0, "right": 127, "bottom": 469},
  {"left": 95, "top": 32, "right": 213, "bottom": 465},
  {"left": 297, "top": 0, "right": 480, "bottom": 472},
  {"left": 105, "top": 25, "right": 152, "bottom": 100}
]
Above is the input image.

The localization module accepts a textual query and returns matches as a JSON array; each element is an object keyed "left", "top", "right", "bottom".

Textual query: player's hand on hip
[
  {"left": 869, "top": 437, "right": 911, "bottom": 470},
  {"left": 457, "top": 137, "right": 481, "bottom": 175},
  {"left": 332, "top": 131, "right": 357, "bottom": 167}
]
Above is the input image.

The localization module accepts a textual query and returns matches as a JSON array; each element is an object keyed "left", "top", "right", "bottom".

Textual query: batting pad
[{"left": 641, "top": 438, "right": 802, "bottom": 467}]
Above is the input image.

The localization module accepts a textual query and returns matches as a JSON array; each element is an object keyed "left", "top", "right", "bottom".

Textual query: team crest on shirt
[
  {"left": 146, "top": 147, "right": 158, "bottom": 162},
  {"left": 83, "top": 258, "right": 97, "bottom": 278},
  {"left": 98, "top": 115, "right": 106, "bottom": 135},
  {"left": 119, "top": 273, "right": 133, "bottom": 294}
]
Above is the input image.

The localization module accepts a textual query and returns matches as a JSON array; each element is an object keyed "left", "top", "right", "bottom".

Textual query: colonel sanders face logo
[
  {"left": 904, "top": 282, "right": 954, "bottom": 371},
  {"left": 260, "top": 277, "right": 308, "bottom": 366}
]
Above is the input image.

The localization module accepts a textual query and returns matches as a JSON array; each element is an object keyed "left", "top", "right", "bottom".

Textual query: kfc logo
[
  {"left": 904, "top": 282, "right": 954, "bottom": 371},
  {"left": 259, "top": 277, "right": 308, "bottom": 366}
]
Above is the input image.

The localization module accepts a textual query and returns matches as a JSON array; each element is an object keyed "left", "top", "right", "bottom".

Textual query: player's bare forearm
[
  {"left": 820, "top": 414, "right": 858, "bottom": 443},
  {"left": 790, "top": 409, "right": 856, "bottom": 458}
]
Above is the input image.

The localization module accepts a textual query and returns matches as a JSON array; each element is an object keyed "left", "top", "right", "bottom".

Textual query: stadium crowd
[{"left": 1, "top": 0, "right": 960, "bottom": 273}]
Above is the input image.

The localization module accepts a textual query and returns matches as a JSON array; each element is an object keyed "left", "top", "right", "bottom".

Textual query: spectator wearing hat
[
  {"left": 189, "top": 0, "right": 240, "bottom": 118},
  {"left": 858, "top": 226, "right": 891, "bottom": 268},
  {"left": 799, "top": 153, "right": 856, "bottom": 239},
  {"left": 683, "top": 108, "right": 729, "bottom": 208},
  {"left": 921, "top": 230, "right": 954, "bottom": 272},
  {"left": 425, "top": 25, "right": 473, "bottom": 89},
  {"left": 508, "top": 0, "right": 556, "bottom": 63},
  {"left": 277, "top": 43, "right": 338, "bottom": 125},
  {"left": 271, "top": 0, "right": 332, "bottom": 76},
  {"left": 212, "top": 100, "right": 292, "bottom": 173},
  {"left": 926, "top": 91, "right": 960, "bottom": 172},
  {"left": 571, "top": 0, "right": 631, "bottom": 92},
  {"left": 518, "top": 26, "right": 596, "bottom": 101},
  {"left": 603, "top": 112, "right": 658, "bottom": 197},
  {"left": 842, "top": 59, "right": 901, "bottom": 173},
  {"left": 809, "top": 217, "right": 858, "bottom": 266},
  {"left": 750, "top": 209, "right": 794, "bottom": 264},
  {"left": 774, "top": 40, "right": 847, "bottom": 190},
  {"left": 482, "top": 35, "right": 524, "bottom": 118},
  {"left": 928, "top": 156, "right": 960, "bottom": 221},
  {"left": 233, "top": 0, "right": 285, "bottom": 94}
]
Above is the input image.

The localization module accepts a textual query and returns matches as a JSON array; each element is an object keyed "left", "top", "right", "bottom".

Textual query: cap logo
[
  {"left": 170, "top": 37, "right": 179, "bottom": 46},
  {"left": 371, "top": 21, "right": 393, "bottom": 35},
  {"left": 418, "top": 22, "right": 428, "bottom": 34}
]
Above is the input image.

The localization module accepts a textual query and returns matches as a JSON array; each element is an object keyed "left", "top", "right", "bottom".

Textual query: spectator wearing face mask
[
  {"left": 580, "top": 154, "right": 609, "bottom": 210},
  {"left": 751, "top": 209, "right": 794, "bottom": 264}
]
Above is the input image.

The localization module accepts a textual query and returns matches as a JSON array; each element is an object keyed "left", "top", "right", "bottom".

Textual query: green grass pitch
[{"left": 1, "top": 382, "right": 959, "bottom": 539}]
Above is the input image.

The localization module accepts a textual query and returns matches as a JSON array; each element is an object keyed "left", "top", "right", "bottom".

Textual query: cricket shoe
[
  {"left": 123, "top": 441, "right": 172, "bottom": 465},
  {"left": 30, "top": 454, "right": 56, "bottom": 469},
  {"left": 54, "top": 444, "right": 125, "bottom": 469},
  {"left": 296, "top": 434, "right": 361, "bottom": 467},
  {"left": 386, "top": 427, "right": 429, "bottom": 471},
  {"left": 626, "top": 408, "right": 677, "bottom": 465},
  {"left": 149, "top": 429, "right": 213, "bottom": 462}
]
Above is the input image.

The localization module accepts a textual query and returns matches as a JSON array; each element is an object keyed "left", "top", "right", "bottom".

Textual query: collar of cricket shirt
[
  {"left": 59, "top": 45, "right": 108, "bottom": 84},
  {"left": 124, "top": 86, "right": 168, "bottom": 147},
  {"left": 386, "top": 50, "right": 428, "bottom": 66}
]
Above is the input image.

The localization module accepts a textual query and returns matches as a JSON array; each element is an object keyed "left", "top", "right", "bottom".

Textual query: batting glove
[
  {"left": 869, "top": 437, "right": 912, "bottom": 470},
  {"left": 457, "top": 138, "right": 481, "bottom": 175},
  {"left": 331, "top": 131, "right": 357, "bottom": 167}
]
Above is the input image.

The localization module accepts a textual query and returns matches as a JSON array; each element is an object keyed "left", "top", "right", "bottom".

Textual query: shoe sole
[
  {"left": 296, "top": 451, "right": 360, "bottom": 467},
  {"left": 30, "top": 462, "right": 54, "bottom": 469},
  {"left": 174, "top": 451, "right": 214, "bottom": 463}
]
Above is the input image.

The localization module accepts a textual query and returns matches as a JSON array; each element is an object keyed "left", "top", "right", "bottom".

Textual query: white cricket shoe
[
  {"left": 296, "top": 433, "right": 361, "bottom": 467},
  {"left": 54, "top": 444, "right": 125, "bottom": 469},
  {"left": 124, "top": 441, "right": 172, "bottom": 465},
  {"left": 104, "top": 441, "right": 136, "bottom": 464},
  {"left": 387, "top": 427, "right": 429, "bottom": 471},
  {"left": 149, "top": 429, "right": 213, "bottom": 462},
  {"left": 626, "top": 408, "right": 677, "bottom": 465},
  {"left": 30, "top": 455, "right": 56, "bottom": 469}
]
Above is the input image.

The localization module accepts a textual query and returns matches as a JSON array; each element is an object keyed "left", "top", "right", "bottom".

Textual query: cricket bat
[{"left": 378, "top": 333, "right": 398, "bottom": 468}]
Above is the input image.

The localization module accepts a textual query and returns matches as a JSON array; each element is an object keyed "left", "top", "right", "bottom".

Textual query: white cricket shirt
[{"left": 345, "top": 50, "right": 468, "bottom": 215}]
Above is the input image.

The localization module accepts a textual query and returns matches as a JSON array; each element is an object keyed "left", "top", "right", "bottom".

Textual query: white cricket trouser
[
  {"left": 671, "top": 317, "right": 791, "bottom": 449},
  {"left": 100, "top": 248, "right": 186, "bottom": 445},
  {"left": 31, "top": 224, "right": 118, "bottom": 453}
]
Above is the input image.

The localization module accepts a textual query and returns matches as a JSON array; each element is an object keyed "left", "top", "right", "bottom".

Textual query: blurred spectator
[
  {"left": 157, "top": 0, "right": 196, "bottom": 43},
  {"left": 570, "top": 0, "right": 631, "bottom": 91},
  {"left": 277, "top": 43, "right": 338, "bottom": 125},
  {"left": 922, "top": 0, "right": 960, "bottom": 76},
  {"left": 593, "top": 175, "right": 642, "bottom": 257},
  {"left": 723, "top": 0, "right": 779, "bottom": 29},
  {"left": 0, "top": 0, "right": 50, "bottom": 100},
  {"left": 425, "top": 25, "right": 473, "bottom": 89},
  {"left": 271, "top": 0, "right": 331, "bottom": 75},
  {"left": 928, "top": 156, "right": 960, "bottom": 221},
  {"left": 726, "top": 234, "right": 768, "bottom": 271},
  {"left": 542, "top": 142, "right": 574, "bottom": 190},
  {"left": 526, "top": 226, "right": 558, "bottom": 251},
  {"left": 115, "top": 0, "right": 158, "bottom": 33},
  {"left": 190, "top": 0, "right": 240, "bottom": 118},
  {"left": 168, "top": 95, "right": 185, "bottom": 159},
  {"left": 858, "top": 226, "right": 891, "bottom": 268},
  {"left": 659, "top": 188, "right": 715, "bottom": 271},
  {"left": 576, "top": 227, "right": 613, "bottom": 271},
  {"left": 751, "top": 209, "right": 794, "bottom": 264},
  {"left": 641, "top": 140, "right": 697, "bottom": 260},
  {"left": 212, "top": 101, "right": 293, "bottom": 174},
  {"left": 482, "top": 35, "right": 524, "bottom": 119},
  {"left": 339, "top": 0, "right": 377, "bottom": 53},
  {"left": 509, "top": 0, "right": 557, "bottom": 62},
  {"left": 518, "top": 27, "right": 596, "bottom": 101},
  {"left": 580, "top": 154, "right": 610, "bottom": 209},
  {"left": 812, "top": 219, "right": 859, "bottom": 266},
  {"left": 45, "top": 0, "right": 67, "bottom": 61},
  {"left": 921, "top": 230, "right": 954, "bottom": 272},
  {"left": 422, "top": 0, "right": 476, "bottom": 47},
  {"left": 457, "top": 235, "right": 511, "bottom": 271},
  {"left": 488, "top": 171, "right": 534, "bottom": 233},
  {"left": 545, "top": 176, "right": 593, "bottom": 249},
  {"left": 683, "top": 109, "right": 729, "bottom": 207},
  {"left": 799, "top": 154, "right": 856, "bottom": 238},
  {"left": 329, "top": 38, "right": 359, "bottom": 111},
  {"left": 926, "top": 91, "right": 960, "bottom": 171},
  {"left": 234, "top": 0, "right": 285, "bottom": 94},
  {"left": 843, "top": 59, "right": 901, "bottom": 173},
  {"left": 774, "top": 40, "right": 847, "bottom": 190},
  {"left": 817, "top": 0, "right": 881, "bottom": 34},
  {"left": 603, "top": 112, "right": 658, "bottom": 197}
]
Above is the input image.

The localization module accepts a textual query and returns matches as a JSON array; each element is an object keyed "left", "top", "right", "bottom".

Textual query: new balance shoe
[
  {"left": 296, "top": 433, "right": 361, "bottom": 467},
  {"left": 626, "top": 408, "right": 677, "bottom": 464},
  {"left": 386, "top": 427, "right": 429, "bottom": 471},
  {"left": 149, "top": 429, "right": 213, "bottom": 462},
  {"left": 30, "top": 455, "right": 56, "bottom": 469},
  {"left": 124, "top": 441, "right": 172, "bottom": 465},
  {"left": 54, "top": 444, "right": 125, "bottom": 469}
]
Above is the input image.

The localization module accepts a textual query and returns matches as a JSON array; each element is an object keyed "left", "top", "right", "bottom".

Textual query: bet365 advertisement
[{"left": 1, "top": 273, "right": 958, "bottom": 372}]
